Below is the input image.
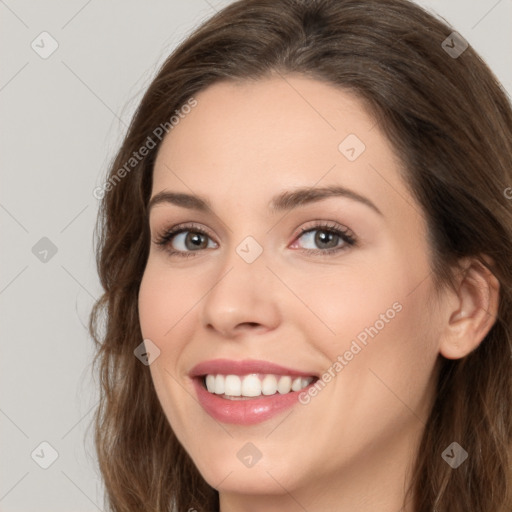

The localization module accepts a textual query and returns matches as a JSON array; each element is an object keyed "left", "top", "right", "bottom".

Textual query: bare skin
[{"left": 138, "top": 75, "right": 499, "bottom": 512}]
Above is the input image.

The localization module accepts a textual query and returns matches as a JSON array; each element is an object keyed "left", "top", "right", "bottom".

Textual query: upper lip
[{"left": 189, "top": 358, "right": 318, "bottom": 378}]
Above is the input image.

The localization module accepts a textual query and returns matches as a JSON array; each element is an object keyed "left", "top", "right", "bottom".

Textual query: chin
[{"left": 197, "top": 458, "right": 300, "bottom": 495}]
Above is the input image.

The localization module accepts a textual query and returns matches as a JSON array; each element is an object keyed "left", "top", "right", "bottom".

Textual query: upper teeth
[{"left": 204, "top": 374, "right": 314, "bottom": 397}]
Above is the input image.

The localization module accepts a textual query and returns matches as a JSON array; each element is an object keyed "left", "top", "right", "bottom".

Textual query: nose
[{"left": 201, "top": 245, "right": 282, "bottom": 339}]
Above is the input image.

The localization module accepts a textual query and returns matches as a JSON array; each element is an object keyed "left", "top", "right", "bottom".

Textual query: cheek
[
  {"left": 138, "top": 268, "right": 169, "bottom": 344},
  {"left": 288, "top": 252, "right": 407, "bottom": 351},
  {"left": 297, "top": 249, "right": 440, "bottom": 398},
  {"left": 332, "top": 279, "right": 440, "bottom": 431},
  {"left": 138, "top": 263, "right": 197, "bottom": 436},
  {"left": 138, "top": 260, "right": 200, "bottom": 347}
]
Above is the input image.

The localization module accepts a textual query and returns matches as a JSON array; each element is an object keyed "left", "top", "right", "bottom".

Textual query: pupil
[
  {"left": 317, "top": 231, "right": 337, "bottom": 248},
  {"left": 188, "top": 233, "right": 205, "bottom": 248}
]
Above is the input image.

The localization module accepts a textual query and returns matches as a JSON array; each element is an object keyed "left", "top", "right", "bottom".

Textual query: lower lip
[{"left": 192, "top": 377, "right": 314, "bottom": 425}]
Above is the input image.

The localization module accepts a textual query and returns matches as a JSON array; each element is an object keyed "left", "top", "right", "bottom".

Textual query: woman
[{"left": 89, "top": 0, "right": 512, "bottom": 510}]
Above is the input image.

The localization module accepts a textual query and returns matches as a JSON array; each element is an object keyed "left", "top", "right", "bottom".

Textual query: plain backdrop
[{"left": 1, "top": 1, "right": 511, "bottom": 510}]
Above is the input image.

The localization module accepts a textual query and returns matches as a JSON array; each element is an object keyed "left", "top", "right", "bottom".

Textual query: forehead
[
  {"left": 155, "top": 75, "right": 379, "bottom": 168},
  {"left": 151, "top": 75, "right": 412, "bottom": 220}
]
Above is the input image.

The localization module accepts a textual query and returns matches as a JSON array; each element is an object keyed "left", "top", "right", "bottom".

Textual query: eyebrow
[{"left": 148, "top": 185, "right": 383, "bottom": 216}]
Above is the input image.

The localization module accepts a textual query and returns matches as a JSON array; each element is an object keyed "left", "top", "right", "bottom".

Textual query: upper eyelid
[{"left": 154, "top": 220, "right": 349, "bottom": 235}]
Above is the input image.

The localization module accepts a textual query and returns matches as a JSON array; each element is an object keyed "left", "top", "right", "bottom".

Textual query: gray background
[{"left": 1, "top": 1, "right": 511, "bottom": 511}]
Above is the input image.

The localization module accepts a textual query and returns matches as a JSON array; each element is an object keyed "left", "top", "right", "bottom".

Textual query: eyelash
[{"left": 153, "top": 221, "right": 357, "bottom": 259}]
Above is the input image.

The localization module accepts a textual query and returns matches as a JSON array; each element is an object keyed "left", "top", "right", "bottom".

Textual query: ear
[{"left": 439, "top": 257, "right": 500, "bottom": 360}]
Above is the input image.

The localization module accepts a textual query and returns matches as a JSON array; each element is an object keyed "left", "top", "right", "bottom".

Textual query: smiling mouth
[{"left": 200, "top": 373, "right": 318, "bottom": 399}]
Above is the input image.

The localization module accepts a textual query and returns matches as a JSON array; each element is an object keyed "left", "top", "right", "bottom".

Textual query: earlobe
[{"left": 439, "top": 258, "right": 500, "bottom": 360}]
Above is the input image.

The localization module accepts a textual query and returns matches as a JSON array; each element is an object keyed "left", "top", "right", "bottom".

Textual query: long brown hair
[{"left": 89, "top": 0, "right": 512, "bottom": 510}]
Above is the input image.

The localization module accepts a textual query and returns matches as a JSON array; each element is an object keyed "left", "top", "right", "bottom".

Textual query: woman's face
[{"left": 138, "top": 75, "right": 445, "bottom": 506}]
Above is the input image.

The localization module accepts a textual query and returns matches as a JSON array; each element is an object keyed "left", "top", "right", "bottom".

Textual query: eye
[
  {"left": 154, "top": 223, "right": 217, "bottom": 258},
  {"left": 291, "top": 221, "right": 356, "bottom": 255},
  {"left": 153, "top": 221, "right": 357, "bottom": 258}
]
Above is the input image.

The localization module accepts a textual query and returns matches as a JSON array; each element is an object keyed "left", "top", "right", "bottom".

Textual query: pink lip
[{"left": 189, "top": 359, "right": 318, "bottom": 426}]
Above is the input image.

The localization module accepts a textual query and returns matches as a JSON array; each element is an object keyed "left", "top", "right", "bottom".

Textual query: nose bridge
[{"left": 200, "top": 233, "right": 281, "bottom": 336}]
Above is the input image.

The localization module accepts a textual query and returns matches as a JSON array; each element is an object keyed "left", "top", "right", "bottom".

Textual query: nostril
[{"left": 236, "top": 322, "right": 261, "bottom": 331}]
